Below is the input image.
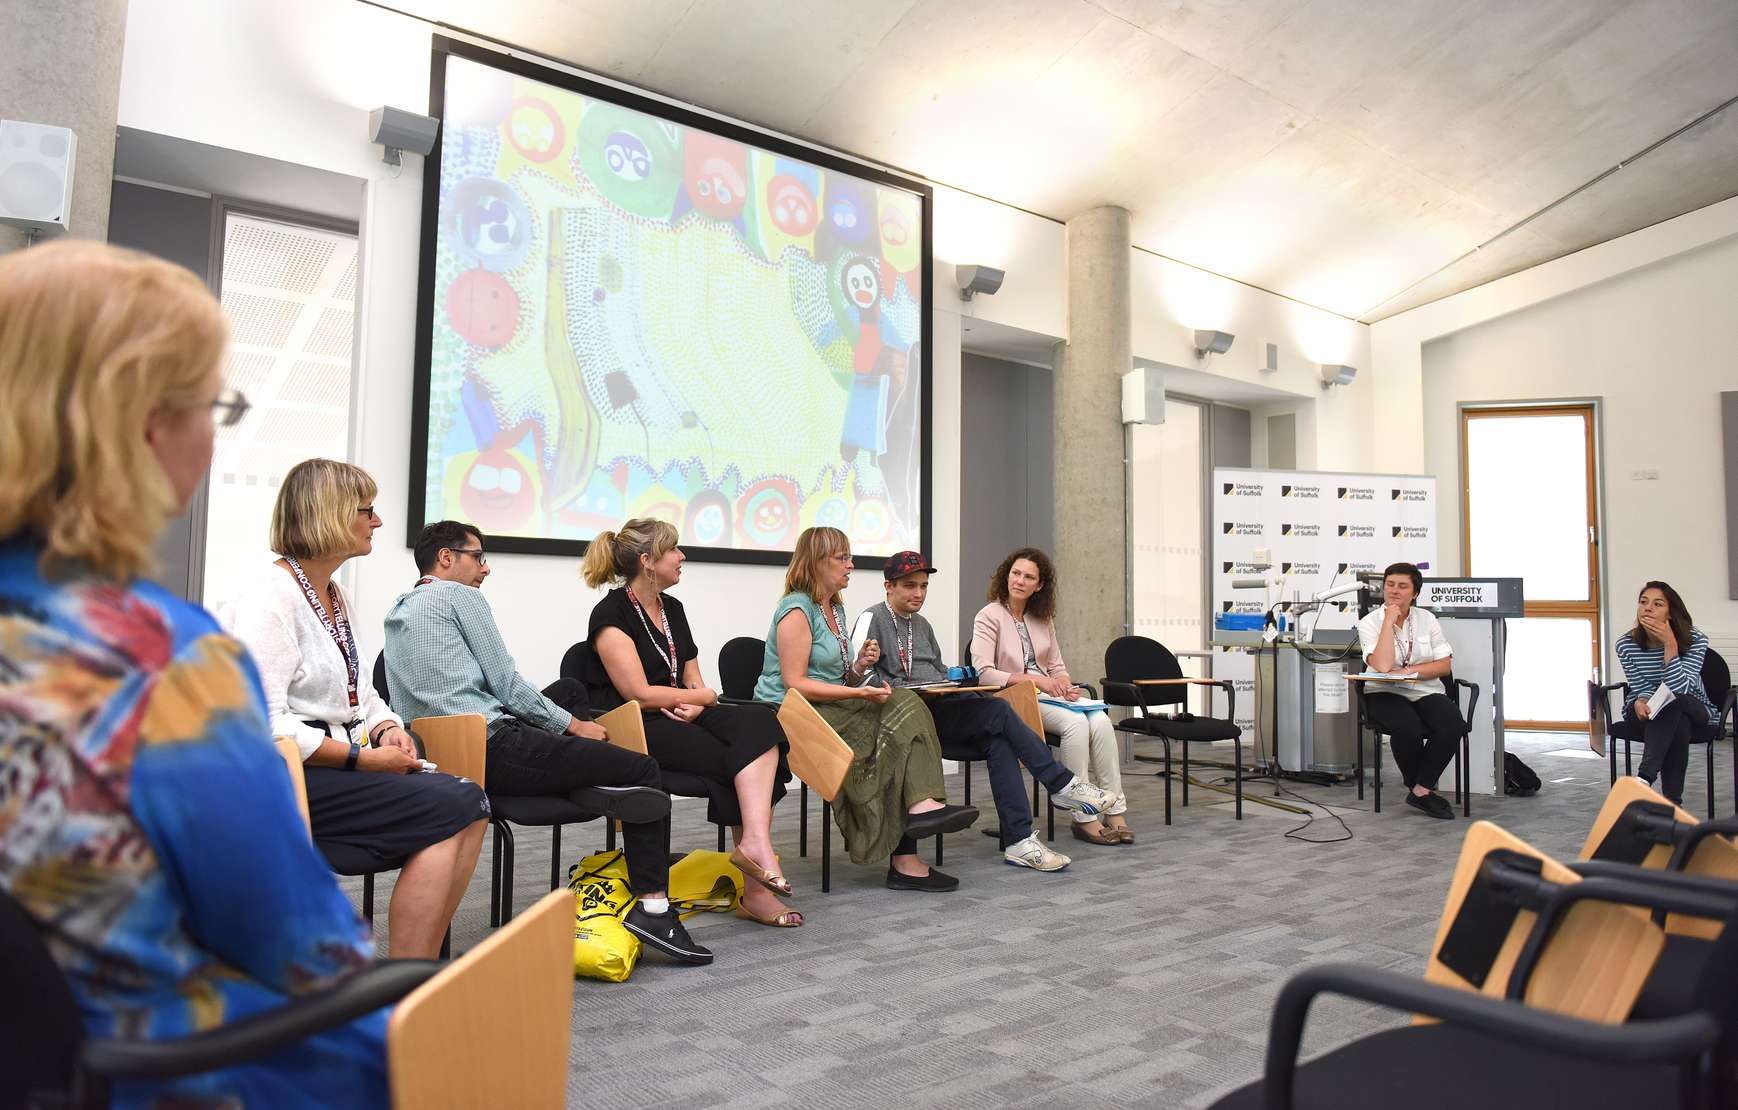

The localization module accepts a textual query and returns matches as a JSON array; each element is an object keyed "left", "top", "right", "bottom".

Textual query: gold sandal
[
  {"left": 729, "top": 848, "right": 794, "bottom": 896},
  {"left": 735, "top": 904, "right": 804, "bottom": 928}
]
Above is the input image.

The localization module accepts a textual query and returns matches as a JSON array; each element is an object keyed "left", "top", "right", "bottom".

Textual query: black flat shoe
[
  {"left": 572, "top": 785, "right": 672, "bottom": 824},
  {"left": 623, "top": 904, "right": 714, "bottom": 964},
  {"left": 903, "top": 804, "right": 979, "bottom": 840},
  {"left": 885, "top": 866, "right": 959, "bottom": 892},
  {"left": 1405, "top": 792, "right": 1454, "bottom": 820}
]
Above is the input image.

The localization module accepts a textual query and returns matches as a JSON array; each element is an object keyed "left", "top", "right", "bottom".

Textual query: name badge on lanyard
[{"left": 285, "top": 558, "right": 364, "bottom": 743}]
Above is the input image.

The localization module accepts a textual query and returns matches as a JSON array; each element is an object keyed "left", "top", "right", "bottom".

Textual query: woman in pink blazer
[{"left": 971, "top": 548, "right": 1131, "bottom": 845}]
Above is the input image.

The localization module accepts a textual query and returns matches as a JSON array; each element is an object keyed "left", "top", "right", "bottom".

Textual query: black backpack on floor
[{"left": 1503, "top": 752, "right": 1542, "bottom": 796}]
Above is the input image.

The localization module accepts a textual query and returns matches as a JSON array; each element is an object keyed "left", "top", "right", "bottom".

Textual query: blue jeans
[{"left": 928, "top": 695, "right": 1073, "bottom": 845}]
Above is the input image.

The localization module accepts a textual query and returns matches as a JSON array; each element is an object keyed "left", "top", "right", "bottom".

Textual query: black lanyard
[
  {"left": 626, "top": 587, "right": 680, "bottom": 682},
  {"left": 285, "top": 558, "right": 359, "bottom": 714},
  {"left": 885, "top": 602, "right": 912, "bottom": 677}
]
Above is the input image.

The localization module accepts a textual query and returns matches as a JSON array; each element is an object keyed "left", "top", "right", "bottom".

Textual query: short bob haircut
[
  {"left": 270, "top": 459, "right": 377, "bottom": 560},
  {"left": 0, "top": 241, "right": 227, "bottom": 581},
  {"left": 784, "top": 526, "right": 850, "bottom": 602},
  {"left": 988, "top": 547, "right": 1058, "bottom": 622},
  {"left": 1382, "top": 562, "right": 1425, "bottom": 607}
]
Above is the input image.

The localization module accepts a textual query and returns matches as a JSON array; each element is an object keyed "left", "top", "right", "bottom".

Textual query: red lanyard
[
  {"left": 626, "top": 587, "right": 680, "bottom": 682},
  {"left": 885, "top": 603, "right": 912, "bottom": 677},
  {"left": 1395, "top": 613, "right": 1414, "bottom": 669},
  {"left": 285, "top": 558, "right": 359, "bottom": 712},
  {"left": 415, "top": 576, "right": 436, "bottom": 587}
]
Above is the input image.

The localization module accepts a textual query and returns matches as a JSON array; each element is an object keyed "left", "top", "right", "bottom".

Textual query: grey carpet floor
[{"left": 342, "top": 731, "right": 1727, "bottom": 1108}]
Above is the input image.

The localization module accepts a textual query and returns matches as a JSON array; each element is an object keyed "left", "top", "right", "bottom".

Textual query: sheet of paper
[
  {"left": 1039, "top": 695, "right": 1110, "bottom": 712},
  {"left": 1350, "top": 671, "right": 1418, "bottom": 680},
  {"left": 1647, "top": 682, "right": 1675, "bottom": 714},
  {"left": 1314, "top": 666, "right": 1349, "bottom": 714}
]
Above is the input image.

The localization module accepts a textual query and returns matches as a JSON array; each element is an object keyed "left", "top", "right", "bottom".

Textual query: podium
[
  {"left": 1416, "top": 577, "right": 1524, "bottom": 795},
  {"left": 1213, "top": 634, "right": 1361, "bottom": 777}
]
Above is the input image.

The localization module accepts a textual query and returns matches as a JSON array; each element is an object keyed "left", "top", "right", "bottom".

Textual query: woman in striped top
[{"left": 1614, "top": 580, "right": 1716, "bottom": 806}]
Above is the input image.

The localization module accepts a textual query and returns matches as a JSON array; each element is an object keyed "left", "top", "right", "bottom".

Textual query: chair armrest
[
  {"left": 1570, "top": 860, "right": 1738, "bottom": 903},
  {"left": 717, "top": 696, "right": 778, "bottom": 712},
  {"left": 1261, "top": 963, "right": 1719, "bottom": 1110},
  {"left": 1589, "top": 681, "right": 1629, "bottom": 728},
  {"left": 82, "top": 961, "right": 440, "bottom": 1080},
  {"left": 1452, "top": 679, "right": 1480, "bottom": 731},
  {"left": 1669, "top": 817, "right": 1738, "bottom": 870}
]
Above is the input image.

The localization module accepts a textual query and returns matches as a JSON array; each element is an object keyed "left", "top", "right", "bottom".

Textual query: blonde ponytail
[
  {"left": 581, "top": 518, "right": 679, "bottom": 588},
  {"left": 580, "top": 529, "right": 620, "bottom": 588}
]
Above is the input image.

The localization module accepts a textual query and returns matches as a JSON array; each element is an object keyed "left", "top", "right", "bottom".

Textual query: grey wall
[
  {"left": 108, "top": 180, "right": 216, "bottom": 600},
  {"left": 1212, "top": 404, "right": 1253, "bottom": 469},
  {"left": 1725, "top": 391, "right": 1737, "bottom": 601},
  {"left": 959, "top": 352, "right": 1055, "bottom": 653},
  {"left": 0, "top": 0, "right": 128, "bottom": 252}
]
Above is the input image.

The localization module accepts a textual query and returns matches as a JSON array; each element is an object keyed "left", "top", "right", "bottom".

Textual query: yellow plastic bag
[
  {"left": 667, "top": 849, "right": 745, "bottom": 920},
  {"left": 568, "top": 850, "right": 639, "bottom": 982}
]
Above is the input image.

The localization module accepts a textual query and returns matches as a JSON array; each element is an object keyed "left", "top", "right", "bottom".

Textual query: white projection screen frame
[{"left": 409, "top": 37, "right": 932, "bottom": 567}]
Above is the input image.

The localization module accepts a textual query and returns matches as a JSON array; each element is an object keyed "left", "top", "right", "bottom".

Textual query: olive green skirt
[{"left": 816, "top": 689, "right": 946, "bottom": 864}]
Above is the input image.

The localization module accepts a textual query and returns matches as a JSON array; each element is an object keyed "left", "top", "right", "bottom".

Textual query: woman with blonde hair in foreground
[
  {"left": 0, "top": 242, "right": 391, "bottom": 1107},
  {"left": 222, "top": 458, "right": 490, "bottom": 957},
  {"left": 754, "top": 526, "right": 977, "bottom": 891}
]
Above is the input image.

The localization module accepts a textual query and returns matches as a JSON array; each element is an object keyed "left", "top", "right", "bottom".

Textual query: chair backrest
[
  {"left": 718, "top": 636, "right": 765, "bottom": 701},
  {"left": 0, "top": 887, "right": 83, "bottom": 1107},
  {"left": 1103, "top": 635, "right": 1185, "bottom": 708},
  {"left": 275, "top": 738, "right": 313, "bottom": 836},
  {"left": 372, "top": 652, "right": 392, "bottom": 706},
  {"left": 595, "top": 701, "right": 649, "bottom": 755},
  {"left": 1703, "top": 648, "right": 1731, "bottom": 718},
  {"left": 386, "top": 888, "right": 573, "bottom": 1109},
  {"left": 409, "top": 714, "right": 490, "bottom": 789},
  {"left": 559, "top": 641, "right": 590, "bottom": 682},
  {"left": 776, "top": 690, "right": 854, "bottom": 802}
]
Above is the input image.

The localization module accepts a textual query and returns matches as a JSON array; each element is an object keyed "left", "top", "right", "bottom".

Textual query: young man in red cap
[{"left": 851, "top": 552, "right": 1115, "bottom": 871}]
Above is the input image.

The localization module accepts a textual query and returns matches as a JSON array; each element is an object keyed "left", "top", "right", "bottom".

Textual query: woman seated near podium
[
  {"left": 1356, "top": 562, "right": 1464, "bottom": 820},
  {"left": 1615, "top": 580, "right": 1716, "bottom": 807}
]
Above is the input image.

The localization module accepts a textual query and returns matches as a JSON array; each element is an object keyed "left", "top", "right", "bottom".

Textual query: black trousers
[
  {"left": 1366, "top": 691, "right": 1465, "bottom": 792},
  {"left": 642, "top": 704, "right": 787, "bottom": 827},
  {"left": 1625, "top": 697, "right": 1709, "bottom": 806},
  {"left": 487, "top": 679, "right": 670, "bottom": 895}
]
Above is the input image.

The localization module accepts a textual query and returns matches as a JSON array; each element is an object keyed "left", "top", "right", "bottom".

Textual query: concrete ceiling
[{"left": 388, "top": 0, "right": 1738, "bottom": 322}]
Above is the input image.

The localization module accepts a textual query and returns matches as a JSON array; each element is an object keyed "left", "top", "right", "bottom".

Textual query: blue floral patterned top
[{"left": 0, "top": 537, "right": 388, "bottom": 1108}]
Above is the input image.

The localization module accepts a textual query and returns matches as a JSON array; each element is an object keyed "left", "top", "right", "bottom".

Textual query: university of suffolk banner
[{"left": 1210, "top": 469, "right": 1438, "bottom": 737}]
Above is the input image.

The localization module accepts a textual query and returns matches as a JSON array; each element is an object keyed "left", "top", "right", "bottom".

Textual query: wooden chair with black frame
[
  {"left": 1101, "top": 634, "right": 1241, "bottom": 825},
  {"left": 1207, "top": 818, "right": 1738, "bottom": 1109}
]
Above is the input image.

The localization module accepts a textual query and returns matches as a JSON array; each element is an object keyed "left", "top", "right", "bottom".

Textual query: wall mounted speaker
[
  {"left": 0, "top": 120, "right": 76, "bottom": 233},
  {"left": 1121, "top": 366, "right": 1165, "bottom": 425}
]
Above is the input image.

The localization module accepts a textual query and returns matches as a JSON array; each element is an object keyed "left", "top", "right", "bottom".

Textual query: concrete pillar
[
  {"left": 1052, "top": 206, "right": 1131, "bottom": 676},
  {"left": 0, "top": 0, "right": 129, "bottom": 254}
]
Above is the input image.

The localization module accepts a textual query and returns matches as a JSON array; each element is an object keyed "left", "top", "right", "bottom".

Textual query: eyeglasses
[
  {"left": 212, "top": 388, "right": 252, "bottom": 427},
  {"left": 449, "top": 547, "right": 488, "bottom": 566},
  {"left": 357, "top": 506, "right": 378, "bottom": 518}
]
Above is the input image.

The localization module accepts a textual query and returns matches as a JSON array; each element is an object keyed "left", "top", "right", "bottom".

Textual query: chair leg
[
  {"left": 717, "top": 823, "right": 726, "bottom": 851},
  {"left": 1047, "top": 790, "right": 1055, "bottom": 842},
  {"left": 362, "top": 872, "right": 375, "bottom": 924},
  {"left": 1234, "top": 738, "right": 1243, "bottom": 821},
  {"left": 499, "top": 823, "right": 517, "bottom": 926},
  {"left": 1181, "top": 740, "right": 1190, "bottom": 807},
  {"left": 439, "top": 928, "right": 450, "bottom": 960},
  {"left": 963, "top": 762, "right": 972, "bottom": 805},
  {"left": 821, "top": 800, "right": 832, "bottom": 893},
  {"left": 1356, "top": 724, "right": 1365, "bottom": 801},
  {"left": 606, "top": 820, "right": 617, "bottom": 852},
  {"left": 1624, "top": 738, "right": 1633, "bottom": 776},
  {"left": 549, "top": 824, "right": 562, "bottom": 891},
  {"left": 800, "top": 782, "right": 809, "bottom": 858},
  {"left": 1374, "top": 738, "right": 1383, "bottom": 814},
  {"left": 1462, "top": 735, "right": 1471, "bottom": 818},
  {"left": 1707, "top": 741, "right": 1716, "bottom": 819},
  {"left": 1163, "top": 740, "right": 1172, "bottom": 826},
  {"left": 935, "top": 832, "right": 944, "bottom": 866},
  {"left": 1608, "top": 739, "right": 1617, "bottom": 785},
  {"left": 489, "top": 821, "right": 504, "bottom": 927}
]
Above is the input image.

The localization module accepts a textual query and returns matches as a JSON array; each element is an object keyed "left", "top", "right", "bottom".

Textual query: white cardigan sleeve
[
  {"left": 336, "top": 582, "right": 402, "bottom": 738},
  {"left": 222, "top": 590, "right": 329, "bottom": 761}
]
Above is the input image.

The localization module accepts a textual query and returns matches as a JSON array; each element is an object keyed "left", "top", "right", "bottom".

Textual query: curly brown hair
[{"left": 988, "top": 547, "right": 1057, "bottom": 622}]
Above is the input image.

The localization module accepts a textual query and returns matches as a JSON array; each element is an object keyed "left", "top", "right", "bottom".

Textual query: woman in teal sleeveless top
[{"left": 756, "top": 528, "right": 978, "bottom": 891}]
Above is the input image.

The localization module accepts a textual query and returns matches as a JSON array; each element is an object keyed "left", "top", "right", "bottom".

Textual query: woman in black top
[{"left": 581, "top": 518, "right": 797, "bottom": 927}]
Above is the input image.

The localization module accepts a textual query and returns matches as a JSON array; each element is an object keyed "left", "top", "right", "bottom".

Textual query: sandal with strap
[
  {"left": 735, "top": 904, "right": 804, "bottom": 928},
  {"left": 729, "top": 847, "right": 794, "bottom": 896}
]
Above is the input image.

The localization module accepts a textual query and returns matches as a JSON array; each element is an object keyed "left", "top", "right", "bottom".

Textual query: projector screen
[{"left": 410, "top": 38, "right": 932, "bottom": 564}]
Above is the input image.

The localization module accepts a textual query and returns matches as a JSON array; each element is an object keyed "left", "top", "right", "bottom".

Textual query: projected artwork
[{"left": 417, "top": 47, "right": 928, "bottom": 558}]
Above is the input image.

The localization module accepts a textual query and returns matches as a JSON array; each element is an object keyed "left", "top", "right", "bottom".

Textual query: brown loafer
[
  {"left": 1108, "top": 823, "right": 1134, "bottom": 844},
  {"left": 1071, "top": 822, "right": 1120, "bottom": 845}
]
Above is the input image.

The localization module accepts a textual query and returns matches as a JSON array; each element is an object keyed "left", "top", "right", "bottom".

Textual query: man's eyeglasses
[
  {"left": 212, "top": 389, "right": 251, "bottom": 428},
  {"left": 449, "top": 547, "right": 488, "bottom": 566}
]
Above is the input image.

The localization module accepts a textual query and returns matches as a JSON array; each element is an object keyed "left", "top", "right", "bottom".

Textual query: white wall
[
  {"left": 118, "top": 0, "right": 1379, "bottom": 678},
  {"left": 1371, "top": 195, "right": 1738, "bottom": 672}
]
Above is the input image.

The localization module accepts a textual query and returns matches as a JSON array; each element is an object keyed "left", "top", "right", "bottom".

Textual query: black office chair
[
  {"left": 1101, "top": 635, "right": 1240, "bottom": 825},
  {"left": 1206, "top": 862, "right": 1738, "bottom": 1109},
  {"left": 374, "top": 651, "right": 605, "bottom": 928},
  {"left": 1593, "top": 648, "right": 1735, "bottom": 818},
  {"left": 1, "top": 884, "right": 439, "bottom": 1110},
  {"left": 1351, "top": 674, "right": 1480, "bottom": 818},
  {"left": 562, "top": 640, "right": 742, "bottom": 853}
]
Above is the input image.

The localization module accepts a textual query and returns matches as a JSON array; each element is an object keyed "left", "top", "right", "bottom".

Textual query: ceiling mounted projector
[
  {"left": 1193, "top": 329, "right": 1235, "bottom": 358},
  {"left": 957, "top": 264, "right": 1005, "bottom": 301}
]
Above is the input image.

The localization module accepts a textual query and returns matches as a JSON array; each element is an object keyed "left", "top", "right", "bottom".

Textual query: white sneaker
[
  {"left": 1004, "top": 834, "right": 1071, "bottom": 872},
  {"left": 1051, "top": 778, "right": 1115, "bottom": 816}
]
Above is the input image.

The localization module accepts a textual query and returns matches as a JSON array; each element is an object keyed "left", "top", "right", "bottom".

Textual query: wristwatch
[{"left": 344, "top": 741, "right": 362, "bottom": 771}]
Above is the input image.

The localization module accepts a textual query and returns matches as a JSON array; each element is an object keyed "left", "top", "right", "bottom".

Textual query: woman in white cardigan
[
  {"left": 222, "top": 459, "right": 488, "bottom": 958},
  {"left": 972, "top": 547, "right": 1131, "bottom": 845}
]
